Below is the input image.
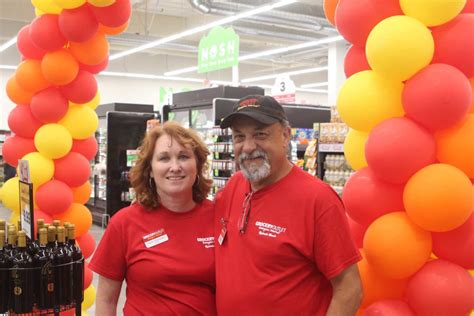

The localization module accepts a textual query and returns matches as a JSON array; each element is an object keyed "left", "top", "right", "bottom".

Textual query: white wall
[{"left": 0, "top": 68, "right": 328, "bottom": 131}]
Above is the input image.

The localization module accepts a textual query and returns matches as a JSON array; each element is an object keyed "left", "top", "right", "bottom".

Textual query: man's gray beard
[{"left": 238, "top": 150, "right": 271, "bottom": 182}]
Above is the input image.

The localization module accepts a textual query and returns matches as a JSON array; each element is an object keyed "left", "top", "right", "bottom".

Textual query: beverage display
[
  {"left": 33, "top": 228, "right": 54, "bottom": 310},
  {"left": 10, "top": 231, "right": 34, "bottom": 314},
  {"left": 0, "top": 230, "right": 11, "bottom": 313},
  {"left": 67, "top": 224, "right": 84, "bottom": 305}
]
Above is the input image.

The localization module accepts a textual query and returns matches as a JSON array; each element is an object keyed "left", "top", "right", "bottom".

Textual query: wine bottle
[
  {"left": 4, "top": 227, "right": 17, "bottom": 258},
  {"left": 0, "top": 220, "right": 5, "bottom": 232},
  {"left": 54, "top": 226, "right": 72, "bottom": 307},
  {"left": 33, "top": 227, "right": 55, "bottom": 311},
  {"left": 67, "top": 224, "right": 84, "bottom": 304},
  {"left": 10, "top": 231, "right": 34, "bottom": 314},
  {"left": 0, "top": 230, "right": 11, "bottom": 313}
]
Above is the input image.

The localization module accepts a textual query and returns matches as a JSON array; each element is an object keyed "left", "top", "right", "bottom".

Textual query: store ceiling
[{"left": 0, "top": 0, "right": 346, "bottom": 89}]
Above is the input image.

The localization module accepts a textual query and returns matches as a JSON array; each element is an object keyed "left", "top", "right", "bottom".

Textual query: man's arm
[{"left": 327, "top": 263, "right": 363, "bottom": 316}]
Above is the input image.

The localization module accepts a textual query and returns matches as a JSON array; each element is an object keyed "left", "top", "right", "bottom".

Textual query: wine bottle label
[{"left": 14, "top": 286, "right": 22, "bottom": 296}]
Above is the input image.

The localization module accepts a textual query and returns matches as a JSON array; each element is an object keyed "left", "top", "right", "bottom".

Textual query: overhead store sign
[
  {"left": 198, "top": 26, "right": 239, "bottom": 73},
  {"left": 272, "top": 75, "right": 296, "bottom": 104}
]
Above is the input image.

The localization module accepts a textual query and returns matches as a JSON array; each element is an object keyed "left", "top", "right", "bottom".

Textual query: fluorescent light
[
  {"left": 165, "top": 35, "right": 344, "bottom": 76},
  {"left": 109, "top": 0, "right": 298, "bottom": 61},
  {"left": 241, "top": 66, "right": 328, "bottom": 83},
  {"left": 0, "top": 37, "right": 18, "bottom": 53},
  {"left": 301, "top": 82, "right": 328, "bottom": 88},
  {"left": 100, "top": 71, "right": 235, "bottom": 85}
]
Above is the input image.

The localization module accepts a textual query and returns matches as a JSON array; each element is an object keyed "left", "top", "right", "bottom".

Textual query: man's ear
[{"left": 282, "top": 126, "right": 291, "bottom": 147}]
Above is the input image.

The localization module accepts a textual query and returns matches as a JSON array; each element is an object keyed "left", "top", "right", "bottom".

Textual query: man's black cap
[{"left": 220, "top": 95, "right": 288, "bottom": 129}]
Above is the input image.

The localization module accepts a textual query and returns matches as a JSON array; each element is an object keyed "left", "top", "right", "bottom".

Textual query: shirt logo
[
  {"left": 255, "top": 221, "right": 287, "bottom": 238},
  {"left": 197, "top": 236, "right": 215, "bottom": 248}
]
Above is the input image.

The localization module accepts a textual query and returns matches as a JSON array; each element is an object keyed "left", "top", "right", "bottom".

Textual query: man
[{"left": 215, "top": 95, "right": 363, "bottom": 316}]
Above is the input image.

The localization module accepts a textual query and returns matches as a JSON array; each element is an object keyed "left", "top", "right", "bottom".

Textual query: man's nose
[{"left": 242, "top": 138, "right": 257, "bottom": 154}]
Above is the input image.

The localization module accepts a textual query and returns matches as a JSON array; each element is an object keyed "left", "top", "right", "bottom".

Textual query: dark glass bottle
[
  {"left": 33, "top": 228, "right": 55, "bottom": 311},
  {"left": 10, "top": 231, "right": 34, "bottom": 314},
  {"left": 29, "top": 218, "right": 45, "bottom": 256},
  {"left": 67, "top": 224, "right": 84, "bottom": 305},
  {"left": 53, "top": 226, "right": 72, "bottom": 307},
  {"left": 0, "top": 230, "right": 11, "bottom": 313},
  {"left": 4, "top": 227, "right": 17, "bottom": 258}
]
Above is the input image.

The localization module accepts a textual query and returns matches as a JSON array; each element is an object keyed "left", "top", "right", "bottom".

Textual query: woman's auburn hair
[{"left": 129, "top": 121, "right": 212, "bottom": 208}]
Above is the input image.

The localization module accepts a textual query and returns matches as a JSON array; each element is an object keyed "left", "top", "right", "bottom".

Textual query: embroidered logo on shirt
[
  {"left": 255, "top": 221, "right": 287, "bottom": 238},
  {"left": 197, "top": 236, "right": 215, "bottom": 248}
]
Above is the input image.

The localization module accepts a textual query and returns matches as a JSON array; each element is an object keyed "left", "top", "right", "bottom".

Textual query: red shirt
[
  {"left": 214, "top": 167, "right": 361, "bottom": 316},
  {"left": 89, "top": 201, "right": 216, "bottom": 316}
]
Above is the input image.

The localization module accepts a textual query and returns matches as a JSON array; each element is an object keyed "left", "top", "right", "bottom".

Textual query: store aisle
[{"left": 0, "top": 203, "right": 127, "bottom": 315}]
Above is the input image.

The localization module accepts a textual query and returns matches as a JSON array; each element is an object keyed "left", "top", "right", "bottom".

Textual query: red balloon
[
  {"left": 79, "top": 57, "right": 109, "bottom": 74},
  {"left": 344, "top": 45, "right": 370, "bottom": 78},
  {"left": 60, "top": 70, "right": 98, "bottom": 104},
  {"left": 91, "top": 0, "right": 131, "bottom": 27},
  {"left": 432, "top": 14, "right": 474, "bottom": 78},
  {"left": 77, "top": 232, "right": 96, "bottom": 259},
  {"left": 59, "top": 4, "right": 99, "bottom": 42},
  {"left": 8, "top": 105, "right": 42, "bottom": 138},
  {"left": 406, "top": 260, "right": 473, "bottom": 316},
  {"left": 54, "top": 152, "right": 91, "bottom": 187},
  {"left": 16, "top": 25, "right": 46, "bottom": 60},
  {"left": 36, "top": 180, "right": 74, "bottom": 216},
  {"left": 2, "top": 136, "right": 36, "bottom": 167},
  {"left": 71, "top": 137, "right": 98, "bottom": 161},
  {"left": 347, "top": 216, "right": 367, "bottom": 248},
  {"left": 335, "top": 0, "right": 402, "bottom": 47},
  {"left": 461, "top": 0, "right": 474, "bottom": 13},
  {"left": 84, "top": 262, "right": 93, "bottom": 289},
  {"left": 29, "top": 14, "right": 67, "bottom": 52},
  {"left": 364, "top": 299, "right": 415, "bottom": 316},
  {"left": 365, "top": 118, "right": 437, "bottom": 184},
  {"left": 432, "top": 214, "right": 474, "bottom": 269},
  {"left": 33, "top": 209, "right": 54, "bottom": 236},
  {"left": 343, "top": 168, "right": 405, "bottom": 227},
  {"left": 30, "top": 87, "right": 69, "bottom": 123},
  {"left": 403, "top": 64, "right": 472, "bottom": 131}
]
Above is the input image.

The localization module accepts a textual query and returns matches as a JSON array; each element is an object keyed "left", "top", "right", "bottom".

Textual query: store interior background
[{"left": 0, "top": 0, "right": 345, "bottom": 131}]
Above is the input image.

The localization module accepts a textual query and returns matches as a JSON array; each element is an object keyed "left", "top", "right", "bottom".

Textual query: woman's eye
[
  {"left": 179, "top": 155, "right": 189, "bottom": 160},
  {"left": 158, "top": 156, "right": 169, "bottom": 161}
]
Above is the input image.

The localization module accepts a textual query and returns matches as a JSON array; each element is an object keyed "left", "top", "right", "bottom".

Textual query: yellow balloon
[
  {"left": 1, "top": 177, "right": 20, "bottom": 213},
  {"left": 52, "top": 0, "right": 86, "bottom": 9},
  {"left": 70, "top": 91, "right": 100, "bottom": 110},
  {"left": 82, "top": 284, "right": 96, "bottom": 310},
  {"left": 34, "top": 124, "right": 73, "bottom": 159},
  {"left": 59, "top": 105, "right": 99, "bottom": 140},
  {"left": 366, "top": 15, "right": 434, "bottom": 82},
  {"left": 400, "top": 0, "right": 466, "bottom": 27},
  {"left": 9, "top": 212, "right": 20, "bottom": 227},
  {"left": 34, "top": 8, "right": 45, "bottom": 16},
  {"left": 31, "top": 0, "right": 62, "bottom": 14},
  {"left": 344, "top": 129, "right": 368, "bottom": 170},
  {"left": 337, "top": 70, "right": 405, "bottom": 132},
  {"left": 82, "top": 311, "right": 89, "bottom": 316},
  {"left": 88, "top": 0, "right": 116, "bottom": 7},
  {"left": 18, "top": 152, "right": 54, "bottom": 187}
]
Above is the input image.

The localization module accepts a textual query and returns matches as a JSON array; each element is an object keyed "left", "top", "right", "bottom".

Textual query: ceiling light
[
  {"left": 0, "top": 64, "right": 17, "bottom": 70},
  {"left": 301, "top": 82, "right": 328, "bottom": 88},
  {"left": 164, "top": 35, "right": 344, "bottom": 76},
  {"left": 109, "top": 0, "right": 298, "bottom": 60},
  {"left": 0, "top": 37, "right": 18, "bottom": 53},
  {"left": 241, "top": 66, "right": 328, "bottom": 83}
]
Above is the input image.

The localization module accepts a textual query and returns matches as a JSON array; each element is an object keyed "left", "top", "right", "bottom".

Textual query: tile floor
[{"left": 0, "top": 204, "right": 127, "bottom": 315}]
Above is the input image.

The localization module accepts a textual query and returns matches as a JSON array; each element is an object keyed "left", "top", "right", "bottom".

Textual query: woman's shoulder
[{"left": 108, "top": 203, "right": 149, "bottom": 224}]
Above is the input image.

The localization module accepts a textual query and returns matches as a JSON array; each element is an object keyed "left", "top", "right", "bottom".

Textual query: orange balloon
[
  {"left": 358, "top": 253, "right": 409, "bottom": 307},
  {"left": 6, "top": 75, "right": 34, "bottom": 104},
  {"left": 469, "top": 78, "right": 474, "bottom": 113},
  {"left": 404, "top": 163, "right": 473, "bottom": 232},
  {"left": 71, "top": 181, "right": 92, "bottom": 204},
  {"left": 15, "top": 59, "right": 50, "bottom": 93},
  {"left": 70, "top": 32, "right": 109, "bottom": 65},
  {"left": 324, "top": 0, "right": 340, "bottom": 26},
  {"left": 436, "top": 114, "right": 474, "bottom": 178},
  {"left": 41, "top": 49, "right": 79, "bottom": 86},
  {"left": 98, "top": 20, "right": 129, "bottom": 35},
  {"left": 54, "top": 202, "right": 92, "bottom": 237},
  {"left": 363, "top": 212, "right": 432, "bottom": 279}
]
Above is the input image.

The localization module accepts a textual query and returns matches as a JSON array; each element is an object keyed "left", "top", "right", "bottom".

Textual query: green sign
[{"left": 198, "top": 26, "right": 239, "bottom": 73}]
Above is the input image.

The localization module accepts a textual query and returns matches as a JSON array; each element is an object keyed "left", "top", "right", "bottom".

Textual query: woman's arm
[{"left": 95, "top": 275, "right": 123, "bottom": 316}]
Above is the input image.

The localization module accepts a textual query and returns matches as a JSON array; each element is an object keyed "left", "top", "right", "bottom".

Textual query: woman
[{"left": 89, "top": 121, "right": 216, "bottom": 315}]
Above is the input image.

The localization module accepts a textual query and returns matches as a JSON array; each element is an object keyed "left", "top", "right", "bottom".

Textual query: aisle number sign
[
  {"left": 271, "top": 75, "right": 296, "bottom": 104},
  {"left": 18, "top": 160, "right": 34, "bottom": 240},
  {"left": 198, "top": 26, "right": 240, "bottom": 73}
]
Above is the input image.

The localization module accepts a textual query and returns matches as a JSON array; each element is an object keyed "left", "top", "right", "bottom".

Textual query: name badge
[
  {"left": 143, "top": 229, "right": 168, "bottom": 248},
  {"left": 218, "top": 226, "right": 227, "bottom": 246}
]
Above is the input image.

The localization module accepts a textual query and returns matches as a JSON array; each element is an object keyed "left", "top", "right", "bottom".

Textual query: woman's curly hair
[{"left": 129, "top": 121, "right": 212, "bottom": 208}]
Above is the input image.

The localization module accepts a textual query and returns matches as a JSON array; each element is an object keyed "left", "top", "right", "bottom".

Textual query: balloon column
[
  {"left": 325, "top": 0, "right": 474, "bottom": 314},
  {"left": 1, "top": 0, "right": 130, "bottom": 313}
]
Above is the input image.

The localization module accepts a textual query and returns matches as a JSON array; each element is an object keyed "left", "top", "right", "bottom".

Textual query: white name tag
[{"left": 143, "top": 229, "right": 168, "bottom": 248}]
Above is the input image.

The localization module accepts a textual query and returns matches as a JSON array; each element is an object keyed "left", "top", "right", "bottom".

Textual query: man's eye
[
  {"left": 233, "top": 135, "right": 244, "bottom": 141},
  {"left": 255, "top": 133, "right": 267, "bottom": 139}
]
